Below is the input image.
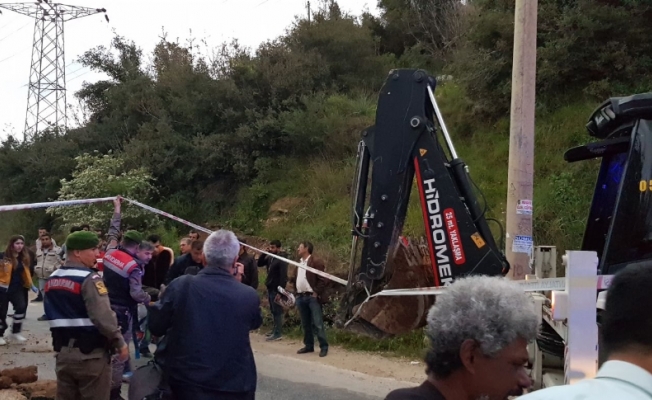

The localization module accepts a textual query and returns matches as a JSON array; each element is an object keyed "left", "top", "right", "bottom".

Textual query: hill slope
[{"left": 222, "top": 83, "right": 599, "bottom": 274}]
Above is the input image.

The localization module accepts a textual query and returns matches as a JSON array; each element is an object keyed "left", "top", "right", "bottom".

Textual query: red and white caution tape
[
  {"left": 372, "top": 278, "right": 566, "bottom": 297},
  {"left": 345, "top": 275, "right": 612, "bottom": 327},
  {"left": 123, "top": 198, "right": 213, "bottom": 236},
  {"left": 371, "top": 275, "right": 614, "bottom": 298},
  {"left": 123, "top": 198, "right": 349, "bottom": 286},
  {"left": 0, "top": 196, "right": 613, "bottom": 293},
  {"left": 0, "top": 196, "right": 347, "bottom": 285},
  {"left": 0, "top": 196, "right": 117, "bottom": 212}
]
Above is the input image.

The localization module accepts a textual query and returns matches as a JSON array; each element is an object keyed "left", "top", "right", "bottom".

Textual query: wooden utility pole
[{"left": 505, "top": 0, "right": 538, "bottom": 280}]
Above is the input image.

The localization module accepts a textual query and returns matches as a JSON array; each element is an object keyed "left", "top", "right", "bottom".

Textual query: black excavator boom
[{"left": 338, "top": 69, "right": 509, "bottom": 335}]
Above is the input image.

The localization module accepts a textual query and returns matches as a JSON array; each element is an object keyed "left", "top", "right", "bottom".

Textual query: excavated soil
[
  {"left": 16, "top": 381, "right": 57, "bottom": 399},
  {"left": 0, "top": 389, "right": 27, "bottom": 400},
  {"left": 0, "top": 367, "right": 55, "bottom": 400},
  {"left": 0, "top": 367, "right": 37, "bottom": 385}
]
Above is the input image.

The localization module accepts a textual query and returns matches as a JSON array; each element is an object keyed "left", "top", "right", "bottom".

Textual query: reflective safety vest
[
  {"left": 103, "top": 248, "right": 139, "bottom": 307},
  {"left": 96, "top": 251, "right": 105, "bottom": 276},
  {"left": 44, "top": 267, "right": 99, "bottom": 333}
]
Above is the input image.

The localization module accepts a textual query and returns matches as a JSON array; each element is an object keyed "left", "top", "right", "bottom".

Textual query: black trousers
[
  {"left": 0, "top": 288, "right": 28, "bottom": 336},
  {"left": 267, "top": 289, "right": 284, "bottom": 336}
]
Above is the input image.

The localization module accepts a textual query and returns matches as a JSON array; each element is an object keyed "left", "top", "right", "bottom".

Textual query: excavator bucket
[{"left": 353, "top": 237, "right": 435, "bottom": 336}]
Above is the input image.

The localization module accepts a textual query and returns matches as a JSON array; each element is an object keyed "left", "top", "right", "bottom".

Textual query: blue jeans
[
  {"left": 296, "top": 295, "right": 328, "bottom": 350},
  {"left": 139, "top": 314, "right": 152, "bottom": 353},
  {"left": 38, "top": 278, "right": 46, "bottom": 297},
  {"left": 267, "top": 290, "right": 283, "bottom": 336}
]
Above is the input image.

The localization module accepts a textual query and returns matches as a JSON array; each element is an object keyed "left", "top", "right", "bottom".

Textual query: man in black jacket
[
  {"left": 149, "top": 230, "right": 262, "bottom": 400},
  {"left": 237, "top": 239, "right": 258, "bottom": 290},
  {"left": 142, "top": 235, "right": 173, "bottom": 290},
  {"left": 257, "top": 240, "right": 287, "bottom": 341},
  {"left": 164, "top": 240, "right": 204, "bottom": 285}
]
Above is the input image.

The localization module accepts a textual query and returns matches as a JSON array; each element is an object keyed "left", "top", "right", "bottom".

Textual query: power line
[
  {"left": 67, "top": 69, "right": 92, "bottom": 82},
  {"left": 0, "top": 21, "right": 30, "bottom": 43},
  {"left": 66, "top": 65, "right": 85, "bottom": 76},
  {"left": 0, "top": 16, "right": 22, "bottom": 33},
  {"left": 0, "top": 47, "right": 28, "bottom": 63}
]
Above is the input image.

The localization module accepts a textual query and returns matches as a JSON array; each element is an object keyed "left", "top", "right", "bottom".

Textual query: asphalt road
[
  {"left": 1, "top": 296, "right": 413, "bottom": 399},
  {"left": 257, "top": 375, "right": 380, "bottom": 400}
]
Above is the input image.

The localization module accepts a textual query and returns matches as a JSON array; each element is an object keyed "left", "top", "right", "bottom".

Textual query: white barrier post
[{"left": 551, "top": 251, "right": 599, "bottom": 385}]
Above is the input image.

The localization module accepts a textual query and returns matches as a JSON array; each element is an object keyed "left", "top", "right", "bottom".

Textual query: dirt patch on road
[
  {"left": 251, "top": 333, "right": 424, "bottom": 384},
  {"left": 0, "top": 367, "right": 37, "bottom": 385}
]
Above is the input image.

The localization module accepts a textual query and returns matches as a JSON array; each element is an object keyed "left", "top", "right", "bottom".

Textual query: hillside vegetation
[{"left": 1, "top": 0, "right": 651, "bottom": 271}]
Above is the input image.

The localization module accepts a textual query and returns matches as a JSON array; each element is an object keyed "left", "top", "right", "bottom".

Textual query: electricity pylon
[{"left": 0, "top": 1, "right": 108, "bottom": 140}]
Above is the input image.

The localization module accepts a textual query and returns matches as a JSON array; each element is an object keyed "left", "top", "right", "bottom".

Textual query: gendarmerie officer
[
  {"left": 44, "top": 231, "right": 129, "bottom": 400},
  {"left": 102, "top": 198, "right": 151, "bottom": 400}
]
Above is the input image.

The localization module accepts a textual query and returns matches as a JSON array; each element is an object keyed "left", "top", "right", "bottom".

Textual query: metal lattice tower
[{"left": 0, "top": 1, "right": 108, "bottom": 140}]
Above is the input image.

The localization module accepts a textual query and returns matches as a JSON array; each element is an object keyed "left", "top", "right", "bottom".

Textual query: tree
[
  {"left": 368, "top": 0, "right": 468, "bottom": 70},
  {"left": 47, "top": 152, "right": 159, "bottom": 230},
  {"left": 450, "top": 0, "right": 652, "bottom": 118}
]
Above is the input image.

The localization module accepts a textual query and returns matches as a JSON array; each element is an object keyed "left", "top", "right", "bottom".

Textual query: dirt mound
[
  {"left": 0, "top": 367, "right": 55, "bottom": 400},
  {"left": 16, "top": 381, "right": 56, "bottom": 400},
  {"left": 0, "top": 367, "right": 37, "bottom": 385},
  {"left": 269, "top": 197, "right": 304, "bottom": 215},
  {"left": 0, "top": 389, "right": 27, "bottom": 400},
  {"left": 264, "top": 197, "right": 306, "bottom": 228},
  {"left": 0, "top": 377, "right": 12, "bottom": 390},
  {"left": 238, "top": 235, "right": 271, "bottom": 254}
]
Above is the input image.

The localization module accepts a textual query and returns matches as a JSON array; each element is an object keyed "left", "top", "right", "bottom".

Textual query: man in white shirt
[
  {"left": 293, "top": 241, "right": 329, "bottom": 357},
  {"left": 521, "top": 263, "right": 652, "bottom": 399}
]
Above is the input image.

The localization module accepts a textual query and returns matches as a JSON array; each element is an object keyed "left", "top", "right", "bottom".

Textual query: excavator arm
[{"left": 339, "top": 69, "right": 509, "bottom": 337}]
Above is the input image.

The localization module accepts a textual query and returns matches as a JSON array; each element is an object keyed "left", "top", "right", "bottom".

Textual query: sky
[{"left": 0, "top": 0, "right": 378, "bottom": 139}]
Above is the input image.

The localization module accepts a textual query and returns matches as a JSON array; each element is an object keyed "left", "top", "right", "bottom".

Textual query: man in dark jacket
[
  {"left": 142, "top": 235, "right": 173, "bottom": 290},
  {"left": 237, "top": 238, "right": 257, "bottom": 290},
  {"left": 257, "top": 240, "right": 288, "bottom": 341},
  {"left": 137, "top": 235, "right": 171, "bottom": 358},
  {"left": 164, "top": 240, "right": 204, "bottom": 285},
  {"left": 149, "top": 230, "right": 262, "bottom": 400}
]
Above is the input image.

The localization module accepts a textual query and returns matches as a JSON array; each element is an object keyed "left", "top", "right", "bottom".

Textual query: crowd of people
[
  {"left": 0, "top": 196, "right": 334, "bottom": 399},
  {"left": 2, "top": 196, "right": 651, "bottom": 399}
]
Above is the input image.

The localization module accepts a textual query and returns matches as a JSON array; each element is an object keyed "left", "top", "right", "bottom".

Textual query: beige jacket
[{"left": 35, "top": 246, "right": 63, "bottom": 279}]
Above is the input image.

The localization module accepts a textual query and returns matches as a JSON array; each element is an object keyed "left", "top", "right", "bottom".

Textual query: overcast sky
[{"left": 0, "top": 0, "right": 378, "bottom": 139}]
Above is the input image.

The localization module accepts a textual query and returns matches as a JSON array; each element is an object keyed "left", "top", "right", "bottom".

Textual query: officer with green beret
[
  {"left": 102, "top": 197, "right": 153, "bottom": 399},
  {"left": 44, "top": 230, "right": 129, "bottom": 400}
]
